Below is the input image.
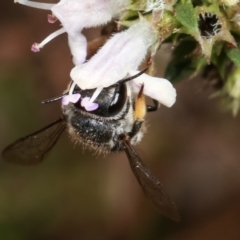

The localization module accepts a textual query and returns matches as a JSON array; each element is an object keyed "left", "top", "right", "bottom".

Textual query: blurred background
[{"left": 1, "top": 1, "right": 240, "bottom": 240}]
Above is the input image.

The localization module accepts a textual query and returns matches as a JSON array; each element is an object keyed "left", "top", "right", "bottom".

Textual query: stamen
[
  {"left": 14, "top": 0, "right": 54, "bottom": 10},
  {"left": 90, "top": 87, "right": 103, "bottom": 103},
  {"left": 31, "top": 28, "right": 65, "bottom": 52}
]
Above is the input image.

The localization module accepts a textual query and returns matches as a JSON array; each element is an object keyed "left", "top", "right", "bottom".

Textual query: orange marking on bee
[{"left": 134, "top": 84, "right": 146, "bottom": 120}]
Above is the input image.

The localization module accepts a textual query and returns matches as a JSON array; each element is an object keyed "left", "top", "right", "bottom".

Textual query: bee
[{"left": 2, "top": 70, "right": 180, "bottom": 221}]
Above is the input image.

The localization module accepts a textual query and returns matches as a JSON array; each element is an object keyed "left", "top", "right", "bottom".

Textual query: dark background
[{"left": 1, "top": 1, "right": 240, "bottom": 239}]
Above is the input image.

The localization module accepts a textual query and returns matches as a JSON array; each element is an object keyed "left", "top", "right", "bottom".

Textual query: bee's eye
[{"left": 107, "top": 83, "right": 127, "bottom": 116}]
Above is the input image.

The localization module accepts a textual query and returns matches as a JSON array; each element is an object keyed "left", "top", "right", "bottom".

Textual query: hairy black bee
[{"left": 2, "top": 74, "right": 180, "bottom": 221}]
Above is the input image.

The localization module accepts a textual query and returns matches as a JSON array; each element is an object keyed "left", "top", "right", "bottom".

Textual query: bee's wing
[
  {"left": 122, "top": 139, "right": 180, "bottom": 221},
  {"left": 2, "top": 118, "right": 66, "bottom": 165}
]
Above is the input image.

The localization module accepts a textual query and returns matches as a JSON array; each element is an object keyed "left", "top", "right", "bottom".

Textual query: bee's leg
[
  {"left": 128, "top": 84, "right": 146, "bottom": 138},
  {"left": 147, "top": 99, "right": 159, "bottom": 112},
  {"left": 128, "top": 120, "right": 143, "bottom": 138},
  {"left": 134, "top": 84, "right": 146, "bottom": 120}
]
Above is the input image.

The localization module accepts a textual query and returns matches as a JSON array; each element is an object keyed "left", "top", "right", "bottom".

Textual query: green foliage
[
  {"left": 175, "top": 1, "right": 198, "bottom": 35},
  {"left": 122, "top": 0, "right": 240, "bottom": 114},
  {"left": 158, "top": 0, "right": 240, "bottom": 115},
  {"left": 226, "top": 47, "right": 240, "bottom": 68},
  {"left": 165, "top": 39, "right": 197, "bottom": 83}
]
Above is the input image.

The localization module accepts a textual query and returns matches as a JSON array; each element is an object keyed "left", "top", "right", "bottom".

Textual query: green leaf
[
  {"left": 175, "top": 1, "right": 198, "bottom": 35},
  {"left": 164, "top": 57, "right": 194, "bottom": 83},
  {"left": 226, "top": 48, "right": 240, "bottom": 68},
  {"left": 172, "top": 38, "right": 197, "bottom": 58},
  {"left": 211, "top": 43, "right": 227, "bottom": 79},
  {"left": 164, "top": 38, "right": 197, "bottom": 83}
]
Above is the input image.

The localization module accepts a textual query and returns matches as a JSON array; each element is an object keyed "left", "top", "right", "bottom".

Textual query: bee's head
[{"left": 71, "top": 83, "right": 129, "bottom": 117}]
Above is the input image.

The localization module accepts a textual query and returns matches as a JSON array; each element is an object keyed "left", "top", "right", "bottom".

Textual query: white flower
[
  {"left": 70, "top": 20, "right": 176, "bottom": 108},
  {"left": 68, "top": 33, "right": 87, "bottom": 65},
  {"left": 15, "top": 0, "right": 177, "bottom": 109},
  {"left": 51, "top": 0, "right": 129, "bottom": 37},
  {"left": 14, "top": 0, "right": 129, "bottom": 64}
]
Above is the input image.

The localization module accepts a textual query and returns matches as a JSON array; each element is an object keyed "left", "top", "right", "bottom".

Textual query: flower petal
[
  {"left": 68, "top": 33, "right": 87, "bottom": 65},
  {"left": 129, "top": 71, "right": 177, "bottom": 107},
  {"left": 51, "top": 0, "right": 129, "bottom": 37},
  {"left": 52, "top": 0, "right": 129, "bottom": 66},
  {"left": 70, "top": 20, "right": 158, "bottom": 90}
]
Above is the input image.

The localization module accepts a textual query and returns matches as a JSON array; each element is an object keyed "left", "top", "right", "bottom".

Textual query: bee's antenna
[
  {"left": 42, "top": 81, "right": 77, "bottom": 104},
  {"left": 106, "top": 67, "right": 149, "bottom": 90},
  {"left": 107, "top": 67, "right": 149, "bottom": 107},
  {"left": 118, "top": 67, "right": 149, "bottom": 84},
  {"left": 41, "top": 93, "right": 68, "bottom": 104}
]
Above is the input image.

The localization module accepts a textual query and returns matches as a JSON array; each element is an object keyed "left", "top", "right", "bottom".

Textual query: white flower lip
[{"left": 129, "top": 71, "right": 177, "bottom": 108}]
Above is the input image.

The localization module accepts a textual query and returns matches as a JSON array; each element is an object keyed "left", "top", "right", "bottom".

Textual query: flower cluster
[
  {"left": 15, "top": 0, "right": 240, "bottom": 115},
  {"left": 15, "top": 0, "right": 177, "bottom": 111},
  {"left": 165, "top": 1, "right": 240, "bottom": 115}
]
